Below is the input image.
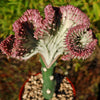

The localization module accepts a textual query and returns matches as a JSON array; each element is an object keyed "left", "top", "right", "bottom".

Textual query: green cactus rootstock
[{"left": 40, "top": 57, "right": 57, "bottom": 100}]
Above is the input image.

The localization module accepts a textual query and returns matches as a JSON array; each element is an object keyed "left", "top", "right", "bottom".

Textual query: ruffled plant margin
[{"left": 0, "top": 4, "right": 97, "bottom": 100}]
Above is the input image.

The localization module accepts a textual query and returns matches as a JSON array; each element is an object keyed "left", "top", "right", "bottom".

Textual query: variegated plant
[{"left": 0, "top": 5, "right": 97, "bottom": 99}]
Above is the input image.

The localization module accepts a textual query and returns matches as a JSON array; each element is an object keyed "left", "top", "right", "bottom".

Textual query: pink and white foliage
[
  {"left": 61, "top": 25, "right": 97, "bottom": 60},
  {"left": 60, "top": 5, "right": 90, "bottom": 28},
  {"left": 0, "top": 5, "right": 97, "bottom": 68},
  {"left": 0, "top": 35, "right": 15, "bottom": 57}
]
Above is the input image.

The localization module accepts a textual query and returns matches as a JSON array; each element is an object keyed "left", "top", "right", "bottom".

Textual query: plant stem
[{"left": 40, "top": 57, "right": 56, "bottom": 100}]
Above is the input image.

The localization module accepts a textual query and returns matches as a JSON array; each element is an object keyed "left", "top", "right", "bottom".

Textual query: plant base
[{"left": 19, "top": 73, "right": 75, "bottom": 100}]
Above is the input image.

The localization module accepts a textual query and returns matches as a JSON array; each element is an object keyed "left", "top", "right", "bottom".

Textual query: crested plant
[{"left": 0, "top": 4, "right": 97, "bottom": 99}]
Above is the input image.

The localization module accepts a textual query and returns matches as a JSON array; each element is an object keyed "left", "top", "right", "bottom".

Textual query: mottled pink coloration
[
  {"left": 62, "top": 25, "right": 97, "bottom": 60},
  {"left": 9, "top": 9, "right": 43, "bottom": 59},
  {"left": 60, "top": 5, "right": 90, "bottom": 27},
  {"left": 61, "top": 54, "right": 71, "bottom": 61},
  {"left": 34, "top": 5, "right": 56, "bottom": 39},
  {"left": 0, "top": 35, "right": 15, "bottom": 56},
  {"left": 0, "top": 9, "right": 41, "bottom": 59},
  {"left": 13, "top": 9, "right": 43, "bottom": 34},
  {"left": 14, "top": 21, "right": 33, "bottom": 39},
  {"left": 44, "top": 4, "right": 55, "bottom": 23},
  {"left": 0, "top": 4, "right": 97, "bottom": 62},
  {"left": 11, "top": 38, "right": 27, "bottom": 59},
  {"left": 34, "top": 5, "right": 90, "bottom": 39}
]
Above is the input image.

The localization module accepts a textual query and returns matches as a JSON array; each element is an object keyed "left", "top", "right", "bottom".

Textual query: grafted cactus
[{"left": 0, "top": 4, "right": 97, "bottom": 100}]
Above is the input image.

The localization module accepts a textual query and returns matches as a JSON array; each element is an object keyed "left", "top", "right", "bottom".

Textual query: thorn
[
  {"left": 46, "top": 89, "right": 51, "bottom": 94},
  {"left": 43, "top": 68, "right": 47, "bottom": 72},
  {"left": 49, "top": 76, "right": 54, "bottom": 80}
]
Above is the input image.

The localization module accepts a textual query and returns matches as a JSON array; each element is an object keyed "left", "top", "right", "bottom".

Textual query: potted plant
[
  {"left": 19, "top": 73, "right": 76, "bottom": 100},
  {"left": 0, "top": 4, "right": 97, "bottom": 100}
]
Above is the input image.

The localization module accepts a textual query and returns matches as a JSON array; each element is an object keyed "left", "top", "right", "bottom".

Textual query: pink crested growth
[
  {"left": 11, "top": 38, "right": 27, "bottom": 59},
  {"left": 11, "top": 21, "right": 39, "bottom": 59},
  {"left": 13, "top": 9, "right": 43, "bottom": 34},
  {"left": 44, "top": 4, "right": 55, "bottom": 23},
  {"left": 62, "top": 25, "right": 97, "bottom": 60},
  {"left": 60, "top": 5, "right": 90, "bottom": 27},
  {"left": 11, "top": 23, "right": 38, "bottom": 59},
  {"left": 21, "top": 9, "right": 43, "bottom": 28},
  {"left": 61, "top": 53, "right": 72, "bottom": 61},
  {"left": 0, "top": 33, "right": 38, "bottom": 59},
  {"left": 14, "top": 21, "right": 34, "bottom": 39},
  {"left": 0, "top": 4, "right": 97, "bottom": 62},
  {"left": 0, "top": 35, "right": 15, "bottom": 57},
  {"left": 0, "top": 9, "right": 41, "bottom": 59},
  {"left": 34, "top": 5, "right": 91, "bottom": 40},
  {"left": 34, "top": 5, "right": 60, "bottom": 39}
]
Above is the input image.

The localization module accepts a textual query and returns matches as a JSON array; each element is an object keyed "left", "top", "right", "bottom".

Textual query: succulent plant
[{"left": 0, "top": 4, "right": 97, "bottom": 100}]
